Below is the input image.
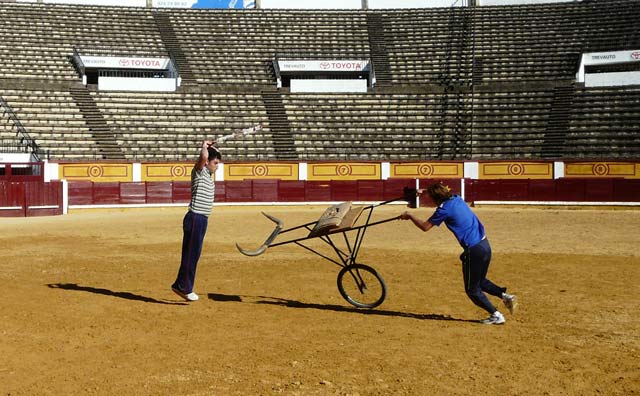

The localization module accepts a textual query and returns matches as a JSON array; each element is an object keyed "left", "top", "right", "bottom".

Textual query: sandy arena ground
[{"left": 1, "top": 204, "right": 639, "bottom": 395}]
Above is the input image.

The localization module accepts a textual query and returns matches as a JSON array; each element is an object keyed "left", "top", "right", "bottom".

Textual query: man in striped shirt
[{"left": 172, "top": 140, "right": 221, "bottom": 302}]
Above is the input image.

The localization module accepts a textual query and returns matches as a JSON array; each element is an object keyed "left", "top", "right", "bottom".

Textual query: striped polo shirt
[{"left": 188, "top": 166, "right": 215, "bottom": 216}]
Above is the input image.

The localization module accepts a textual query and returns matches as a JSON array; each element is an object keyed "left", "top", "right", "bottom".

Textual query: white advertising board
[
  {"left": 261, "top": 0, "right": 360, "bottom": 8},
  {"left": 585, "top": 71, "right": 640, "bottom": 88},
  {"left": 39, "top": 0, "right": 146, "bottom": 6},
  {"left": 290, "top": 79, "right": 367, "bottom": 93},
  {"left": 278, "top": 60, "right": 370, "bottom": 72},
  {"left": 98, "top": 77, "right": 178, "bottom": 91},
  {"left": 577, "top": 50, "right": 640, "bottom": 83},
  {"left": 80, "top": 56, "right": 171, "bottom": 70}
]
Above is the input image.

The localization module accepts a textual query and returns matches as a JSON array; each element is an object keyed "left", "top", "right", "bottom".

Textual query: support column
[
  {"left": 554, "top": 161, "right": 565, "bottom": 179},
  {"left": 361, "top": 0, "right": 368, "bottom": 9}
]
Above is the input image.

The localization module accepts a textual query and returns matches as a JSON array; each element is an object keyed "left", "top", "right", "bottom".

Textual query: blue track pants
[
  {"left": 460, "top": 238, "right": 506, "bottom": 314},
  {"left": 172, "top": 211, "right": 208, "bottom": 294}
]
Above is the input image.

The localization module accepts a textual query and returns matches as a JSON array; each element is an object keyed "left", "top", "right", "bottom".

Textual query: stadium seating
[
  {"left": 0, "top": 0, "right": 638, "bottom": 162},
  {"left": 0, "top": 2, "right": 165, "bottom": 82},
  {"left": 0, "top": 87, "right": 99, "bottom": 159},
  {"left": 564, "top": 86, "right": 640, "bottom": 158},
  {"left": 159, "top": 8, "right": 370, "bottom": 86},
  {"left": 282, "top": 91, "right": 467, "bottom": 160},
  {"left": 90, "top": 90, "right": 272, "bottom": 160}
]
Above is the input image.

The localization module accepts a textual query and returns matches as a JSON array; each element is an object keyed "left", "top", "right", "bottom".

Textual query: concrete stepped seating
[
  {"left": 378, "top": 0, "right": 639, "bottom": 85},
  {"left": 0, "top": 1, "right": 639, "bottom": 162},
  {"left": 89, "top": 91, "right": 273, "bottom": 161},
  {"left": 162, "top": 8, "right": 369, "bottom": 85},
  {"left": 563, "top": 86, "right": 640, "bottom": 158},
  {"left": 0, "top": 88, "right": 101, "bottom": 159},
  {"left": 471, "top": 89, "right": 554, "bottom": 158},
  {"left": 0, "top": 1, "right": 638, "bottom": 86},
  {"left": 281, "top": 92, "right": 460, "bottom": 160},
  {"left": 0, "top": 2, "right": 166, "bottom": 82}
]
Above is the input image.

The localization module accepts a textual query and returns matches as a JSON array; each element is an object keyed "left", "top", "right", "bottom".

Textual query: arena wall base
[{"left": 53, "top": 178, "right": 640, "bottom": 214}]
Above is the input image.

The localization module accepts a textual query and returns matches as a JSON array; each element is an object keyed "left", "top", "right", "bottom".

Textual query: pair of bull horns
[{"left": 235, "top": 212, "right": 283, "bottom": 257}]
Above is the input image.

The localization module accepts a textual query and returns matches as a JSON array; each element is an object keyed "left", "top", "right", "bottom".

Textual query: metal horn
[{"left": 235, "top": 212, "right": 284, "bottom": 257}]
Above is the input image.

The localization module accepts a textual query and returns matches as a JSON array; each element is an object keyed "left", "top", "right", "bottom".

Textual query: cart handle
[{"left": 235, "top": 186, "right": 417, "bottom": 257}]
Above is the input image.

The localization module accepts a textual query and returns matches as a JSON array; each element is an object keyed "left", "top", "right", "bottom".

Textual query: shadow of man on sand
[
  {"left": 48, "top": 283, "right": 187, "bottom": 305},
  {"left": 208, "top": 293, "right": 477, "bottom": 323}
]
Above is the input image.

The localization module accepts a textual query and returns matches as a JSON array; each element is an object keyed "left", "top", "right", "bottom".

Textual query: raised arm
[{"left": 196, "top": 140, "right": 215, "bottom": 170}]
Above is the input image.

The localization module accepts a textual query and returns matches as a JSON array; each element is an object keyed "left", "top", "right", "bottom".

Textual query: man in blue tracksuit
[
  {"left": 171, "top": 140, "right": 221, "bottom": 302},
  {"left": 400, "top": 182, "right": 517, "bottom": 324}
]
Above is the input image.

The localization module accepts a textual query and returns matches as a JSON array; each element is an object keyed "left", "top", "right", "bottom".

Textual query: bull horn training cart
[{"left": 235, "top": 187, "right": 418, "bottom": 309}]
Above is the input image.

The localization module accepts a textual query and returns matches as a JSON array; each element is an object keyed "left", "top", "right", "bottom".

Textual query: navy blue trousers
[
  {"left": 172, "top": 211, "right": 208, "bottom": 294},
  {"left": 460, "top": 238, "right": 506, "bottom": 314}
]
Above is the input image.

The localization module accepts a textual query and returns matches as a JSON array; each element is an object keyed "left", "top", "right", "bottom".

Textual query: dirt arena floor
[{"left": 1, "top": 204, "right": 639, "bottom": 395}]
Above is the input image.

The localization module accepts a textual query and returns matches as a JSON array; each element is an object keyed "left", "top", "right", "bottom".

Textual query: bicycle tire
[{"left": 337, "top": 263, "right": 386, "bottom": 309}]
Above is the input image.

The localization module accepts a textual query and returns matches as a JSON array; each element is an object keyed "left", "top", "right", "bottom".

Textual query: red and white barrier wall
[{"left": 2, "top": 160, "right": 640, "bottom": 216}]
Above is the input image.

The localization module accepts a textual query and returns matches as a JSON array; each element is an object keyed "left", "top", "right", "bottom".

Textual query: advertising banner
[
  {"left": 80, "top": 56, "right": 170, "bottom": 70},
  {"left": 153, "top": 0, "right": 255, "bottom": 8},
  {"left": 278, "top": 60, "right": 370, "bottom": 73},
  {"left": 24, "top": 0, "right": 147, "bottom": 6},
  {"left": 577, "top": 49, "right": 640, "bottom": 82}
]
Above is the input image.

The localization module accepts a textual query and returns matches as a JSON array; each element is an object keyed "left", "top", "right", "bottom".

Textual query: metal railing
[
  {"left": 168, "top": 50, "right": 180, "bottom": 76},
  {"left": 0, "top": 96, "right": 42, "bottom": 161},
  {"left": 72, "top": 47, "right": 85, "bottom": 78}
]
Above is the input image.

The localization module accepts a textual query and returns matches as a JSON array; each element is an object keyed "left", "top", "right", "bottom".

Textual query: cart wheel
[{"left": 337, "top": 264, "right": 386, "bottom": 309}]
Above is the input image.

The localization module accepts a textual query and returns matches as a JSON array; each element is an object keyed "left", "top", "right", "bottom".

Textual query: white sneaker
[
  {"left": 481, "top": 311, "right": 505, "bottom": 325},
  {"left": 502, "top": 293, "right": 517, "bottom": 314},
  {"left": 172, "top": 287, "right": 199, "bottom": 302},
  {"left": 185, "top": 292, "right": 199, "bottom": 301}
]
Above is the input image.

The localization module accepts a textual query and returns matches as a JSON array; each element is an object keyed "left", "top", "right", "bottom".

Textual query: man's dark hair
[{"left": 207, "top": 147, "right": 222, "bottom": 162}]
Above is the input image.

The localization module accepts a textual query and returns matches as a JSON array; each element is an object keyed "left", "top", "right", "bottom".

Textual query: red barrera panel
[
  {"left": 583, "top": 179, "right": 615, "bottom": 202},
  {"left": 251, "top": 179, "right": 278, "bottom": 202},
  {"left": 25, "top": 181, "right": 62, "bottom": 216},
  {"left": 527, "top": 180, "right": 557, "bottom": 201},
  {"left": 0, "top": 182, "right": 26, "bottom": 217},
  {"left": 277, "top": 180, "right": 306, "bottom": 202},
  {"left": 172, "top": 181, "right": 191, "bottom": 203},
  {"left": 305, "top": 181, "right": 331, "bottom": 201},
  {"left": 120, "top": 182, "right": 146, "bottom": 205},
  {"left": 146, "top": 182, "right": 173, "bottom": 203},
  {"left": 330, "top": 180, "right": 358, "bottom": 201},
  {"left": 63, "top": 178, "right": 640, "bottom": 208},
  {"left": 214, "top": 181, "right": 226, "bottom": 203},
  {"left": 357, "top": 180, "right": 384, "bottom": 202},
  {"left": 93, "top": 182, "right": 120, "bottom": 205},
  {"left": 68, "top": 181, "right": 93, "bottom": 205},
  {"left": 224, "top": 180, "right": 252, "bottom": 202},
  {"left": 0, "top": 181, "right": 62, "bottom": 217},
  {"left": 613, "top": 179, "right": 640, "bottom": 201},
  {"left": 555, "top": 179, "right": 587, "bottom": 201}
]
